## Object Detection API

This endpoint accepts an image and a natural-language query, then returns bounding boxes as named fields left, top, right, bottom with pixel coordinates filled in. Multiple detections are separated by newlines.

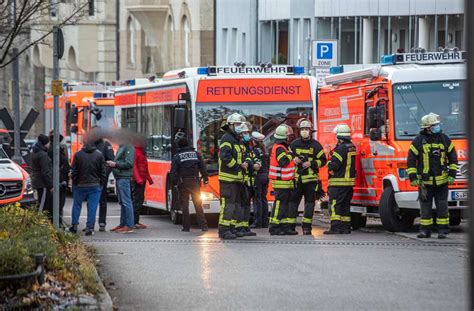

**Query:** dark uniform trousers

left=218, top=181, right=242, bottom=234
left=98, top=171, right=111, bottom=226
left=328, top=186, right=353, bottom=232
left=288, top=181, right=317, bottom=231
left=37, top=187, right=53, bottom=219
left=419, top=184, right=449, bottom=234
left=236, top=184, right=253, bottom=230
left=269, top=188, right=292, bottom=234
left=253, top=178, right=269, bottom=227
left=132, top=181, right=146, bottom=225
left=178, top=178, right=208, bottom=231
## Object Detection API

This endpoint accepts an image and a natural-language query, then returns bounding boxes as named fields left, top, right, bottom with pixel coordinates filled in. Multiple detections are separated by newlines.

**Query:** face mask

left=243, top=133, right=250, bottom=142
left=234, top=124, right=242, bottom=134
left=431, top=124, right=441, bottom=134
left=300, top=129, right=310, bottom=139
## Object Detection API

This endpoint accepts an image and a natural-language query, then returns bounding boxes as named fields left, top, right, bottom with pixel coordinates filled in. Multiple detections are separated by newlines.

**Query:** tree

left=0, top=0, right=90, bottom=69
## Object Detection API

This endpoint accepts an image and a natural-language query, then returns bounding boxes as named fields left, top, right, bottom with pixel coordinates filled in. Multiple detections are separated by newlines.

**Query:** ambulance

left=114, top=65, right=317, bottom=224
left=317, top=50, right=467, bottom=231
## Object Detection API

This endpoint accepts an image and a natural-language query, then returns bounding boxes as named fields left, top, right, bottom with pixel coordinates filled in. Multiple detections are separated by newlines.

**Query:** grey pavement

left=63, top=198, right=468, bottom=310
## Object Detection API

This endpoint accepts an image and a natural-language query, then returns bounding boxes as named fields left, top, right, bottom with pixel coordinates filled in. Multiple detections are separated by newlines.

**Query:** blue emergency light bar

left=197, top=66, right=305, bottom=76
left=381, top=51, right=466, bottom=65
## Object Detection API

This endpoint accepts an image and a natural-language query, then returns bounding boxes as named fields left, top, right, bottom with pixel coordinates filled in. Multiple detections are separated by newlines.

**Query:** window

left=182, top=16, right=190, bottom=66
left=392, top=81, right=466, bottom=140
left=196, top=101, right=313, bottom=172
left=88, top=0, right=95, bottom=16
left=145, top=106, right=172, bottom=161
left=127, top=17, right=136, bottom=65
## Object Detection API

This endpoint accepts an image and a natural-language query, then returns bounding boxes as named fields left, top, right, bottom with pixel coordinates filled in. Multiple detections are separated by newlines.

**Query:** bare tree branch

left=0, top=0, right=89, bottom=69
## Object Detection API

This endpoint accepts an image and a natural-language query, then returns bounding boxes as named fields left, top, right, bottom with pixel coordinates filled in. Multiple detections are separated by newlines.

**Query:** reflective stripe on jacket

left=328, top=140, right=356, bottom=187
left=290, top=138, right=327, bottom=184
left=407, top=132, right=457, bottom=186
left=269, top=143, right=295, bottom=189
left=218, top=132, right=245, bottom=183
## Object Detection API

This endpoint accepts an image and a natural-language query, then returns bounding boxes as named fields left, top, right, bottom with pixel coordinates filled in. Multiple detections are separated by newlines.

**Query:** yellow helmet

left=240, top=122, right=251, bottom=133
left=274, top=124, right=289, bottom=140
left=333, top=124, right=351, bottom=138
left=297, top=118, right=312, bottom=129
left=227, top=113, right=246, bottom=125
left=420, top=113, right=440, bottom=129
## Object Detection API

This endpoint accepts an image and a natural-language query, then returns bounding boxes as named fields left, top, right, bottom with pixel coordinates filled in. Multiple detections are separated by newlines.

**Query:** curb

left=92, top=265, right=114, bottom=311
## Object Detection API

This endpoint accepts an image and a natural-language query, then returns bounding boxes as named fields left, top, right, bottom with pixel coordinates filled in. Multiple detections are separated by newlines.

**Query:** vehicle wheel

left=379, top=187, right=415, bottom=232
left=166, top=179, right=182, bottom=224
left=449, top=211, right=462, bottom=226
left=350, top=212, right=367, bottom=230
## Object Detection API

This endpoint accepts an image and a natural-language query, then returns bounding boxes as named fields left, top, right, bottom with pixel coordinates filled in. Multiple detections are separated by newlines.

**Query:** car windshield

left=392, top=81, right=465, bottom=140
left=91, top=105, right=115, bottom=129
left=196, top=101, right=313, bottom=173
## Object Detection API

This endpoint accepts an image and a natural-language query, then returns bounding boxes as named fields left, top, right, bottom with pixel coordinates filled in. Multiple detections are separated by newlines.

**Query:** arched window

left=181, top=16, right=190, bottom=66
left=127, top=17, right=136, bottom=65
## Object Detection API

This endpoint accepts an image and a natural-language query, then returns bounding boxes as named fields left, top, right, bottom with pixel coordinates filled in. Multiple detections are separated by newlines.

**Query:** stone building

left=119, top=0, right=215, bottom=79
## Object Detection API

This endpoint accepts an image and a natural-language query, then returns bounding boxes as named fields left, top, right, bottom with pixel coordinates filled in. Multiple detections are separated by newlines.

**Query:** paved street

left=62, top=199, right=468, bottom=310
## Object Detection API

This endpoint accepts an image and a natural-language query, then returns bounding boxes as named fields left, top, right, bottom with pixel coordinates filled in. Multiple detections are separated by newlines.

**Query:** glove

left=448, top=176, right=455, bottom=185
left=410, top=179, right=419, bottom=187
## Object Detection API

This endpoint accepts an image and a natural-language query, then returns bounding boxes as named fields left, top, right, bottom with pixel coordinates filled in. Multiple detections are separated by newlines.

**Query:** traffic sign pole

left=52, top=26, right=60, bottom=229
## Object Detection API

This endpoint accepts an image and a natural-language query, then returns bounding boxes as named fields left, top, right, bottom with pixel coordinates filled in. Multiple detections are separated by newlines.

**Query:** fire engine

left=317, top=51, right=467, bottom=231
left=44, top=82, right=117, bottom=193
left=114, top=66, right=317, bottom=224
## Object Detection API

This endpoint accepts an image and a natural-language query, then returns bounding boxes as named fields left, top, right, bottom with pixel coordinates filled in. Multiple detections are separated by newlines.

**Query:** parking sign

left=311, top=40, right=338, bottom=86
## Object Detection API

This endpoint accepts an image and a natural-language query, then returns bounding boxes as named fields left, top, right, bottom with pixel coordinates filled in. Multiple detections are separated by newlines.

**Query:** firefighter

left=235, top=122, right=258, bottom=236
left=251, top=131, right=269, bottom=229
left=288, top=118, right=327, bottom=235
left=170, top=137, right=209, bottom=232
left=268, top=124, right=295, bottom=235
left=324, top=124, right=356, bottom=235
left=407, top=113, right=457, bottom=239
left=218, top=113, right=247, bottom=240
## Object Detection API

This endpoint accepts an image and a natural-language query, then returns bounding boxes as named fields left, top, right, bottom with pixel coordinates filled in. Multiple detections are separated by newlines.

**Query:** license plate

left=350, top=206, right=366, bottom=214
left=203, top=203, right=211, bottom=210
left=452, top=191, right=468, bottom=200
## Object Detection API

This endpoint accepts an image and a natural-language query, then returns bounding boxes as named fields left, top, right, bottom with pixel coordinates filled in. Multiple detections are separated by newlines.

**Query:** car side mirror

left=174, top=107, right=186, bottom=130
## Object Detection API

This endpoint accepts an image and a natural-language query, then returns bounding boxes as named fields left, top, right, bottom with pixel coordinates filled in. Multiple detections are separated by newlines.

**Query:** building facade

left=119, top=0, right=215, bottom=79
left=216, top=0, right=465, bottom=67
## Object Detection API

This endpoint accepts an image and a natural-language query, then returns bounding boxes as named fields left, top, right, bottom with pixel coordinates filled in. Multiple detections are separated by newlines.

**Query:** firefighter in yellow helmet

left=235, top=122, right=258, bottom=236
left=288, top=118, right=327, bottom=235
left=268, top=124, right=296, bottom=235
left=218, top=113, right=247, bottom=240
left=324, top=124, right=357, bottom=234
left=407, top=113, right=458, bottom=239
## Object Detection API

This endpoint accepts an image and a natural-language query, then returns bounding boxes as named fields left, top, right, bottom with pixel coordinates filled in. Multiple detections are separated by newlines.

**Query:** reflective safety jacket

left=327, top=139, right=356, bottom=187
left=269, top=143, right=295, bottom=189
left=219, top=131, right=245, bottom=183
left=290, top=138, right=327, bottom=184
left=407, top=131, right=457, bottom=186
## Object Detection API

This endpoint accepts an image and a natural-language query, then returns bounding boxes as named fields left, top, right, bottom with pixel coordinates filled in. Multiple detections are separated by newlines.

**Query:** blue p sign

left=317, top=43, right=333, bottom=59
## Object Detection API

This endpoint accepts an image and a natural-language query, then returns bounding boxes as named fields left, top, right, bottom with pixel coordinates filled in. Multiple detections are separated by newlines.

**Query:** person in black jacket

left=48, top=132, right=70, bottom=226
left=31, top=134, right=53, bottom=218
left=94, top=138, right=115, bottom=231
left=170, top=137, right=209, bottom=232
left=69, top=143, right=107, bottom=236
left=251, top=131, right=270, bottom=229
left=324, top=124, right=356, bottom=235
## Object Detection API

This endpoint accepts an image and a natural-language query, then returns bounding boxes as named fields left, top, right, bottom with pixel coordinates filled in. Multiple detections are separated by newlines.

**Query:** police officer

left=251, top=131, right=269, bottom=228
left=324, top=124, right=356, bottom=235
left=235, top=122, right=258, bottom=236
left=288, top=119, right=327, bottom=235
left=268, top=124, right=295, bottom=236
left=218, top=113, right=247, bottom=240
left=407, top=113, right=457, bottom=239
left=170, top=137, right=209, bottom=232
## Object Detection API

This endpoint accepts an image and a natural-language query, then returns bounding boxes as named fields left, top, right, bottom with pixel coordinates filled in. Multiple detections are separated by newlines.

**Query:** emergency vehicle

left=44, top=82, right=117, bottom=193
left=0, top=146, right=35, bottom=207
left=317, top=51, right=467, bottom=231
left=114, top=66, right=317, bottom=224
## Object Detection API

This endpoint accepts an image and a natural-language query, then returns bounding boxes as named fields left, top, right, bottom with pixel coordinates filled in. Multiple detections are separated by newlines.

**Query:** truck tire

left=166, top=178, right=182, bottom=225
left=379, top=187, right=415, bottom=232
left=449, top=211, right=462, bottom=226
left=350, top=212, right=367, bottom=230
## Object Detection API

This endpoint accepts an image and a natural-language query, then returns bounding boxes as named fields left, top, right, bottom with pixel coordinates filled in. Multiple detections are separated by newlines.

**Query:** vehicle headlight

left=200, top=191, right=218, bottom=201
left=24, top=177, right=34, bottom=195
